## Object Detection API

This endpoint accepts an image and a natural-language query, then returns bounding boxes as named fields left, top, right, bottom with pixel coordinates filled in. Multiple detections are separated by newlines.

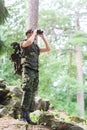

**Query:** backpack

left=10, top=42, right=22, bottom=75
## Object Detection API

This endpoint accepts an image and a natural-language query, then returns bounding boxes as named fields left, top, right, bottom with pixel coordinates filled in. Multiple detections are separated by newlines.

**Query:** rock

left=67, top=116, right=86, bottom=124
left=69, top=126, right=84, bottom=130
left=51, top=120, right=84, bottom=130
left=8, top=98, right=21, bottom=119
left=0, top=78, right=7, bottom=89
left=0, top=86, right=22, bottom=119
left=32, top=110, right=42, bottom=117
left=13, top=100, right=21, bottom=108
left=0, top=107, right=8, bottom=117
left=0, top=89, right=10, bottom=104
left=0, top=83, right=6, bottom=89
left=8, top=109, right=14, bottom=117
left=34, top=96, right=50, bottom=111
left=39, top=111, right=55, bottom=126
left=10, top=87, right=23, bottom=98
left=38, top=112, right=84, bottom=130
left=0, top=104, right=4, bottom=109
left=0, top=81, right=85, bottom=130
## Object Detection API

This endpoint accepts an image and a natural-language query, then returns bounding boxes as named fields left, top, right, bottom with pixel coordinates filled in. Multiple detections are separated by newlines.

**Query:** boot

left=25, top=111, right=37, bottom=125
left=20, top=109, right=27, bottom=122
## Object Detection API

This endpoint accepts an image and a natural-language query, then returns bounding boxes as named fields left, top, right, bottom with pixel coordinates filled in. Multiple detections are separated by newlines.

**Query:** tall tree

left=27, top=0, right=39, bottom=30
left=75, top=8, right=84, bottom=117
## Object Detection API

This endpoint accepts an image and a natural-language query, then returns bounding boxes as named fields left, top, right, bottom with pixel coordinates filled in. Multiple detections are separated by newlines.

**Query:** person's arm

left=39, top=34, right=51, bottom=53
left=22, top=30, right=37, bottom=48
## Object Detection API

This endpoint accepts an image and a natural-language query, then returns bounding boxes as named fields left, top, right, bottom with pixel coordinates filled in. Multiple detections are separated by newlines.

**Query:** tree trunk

left=27, top=0, right=39, bottom=30
left=76, top=46, right=84, bottom=117
left=27, top=0, right=39, bottom=95
left=75, top=9, right=84, bottom=117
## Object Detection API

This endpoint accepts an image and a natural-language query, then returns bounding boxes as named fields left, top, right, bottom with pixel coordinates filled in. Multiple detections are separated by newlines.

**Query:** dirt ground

left=0, top=116, right=50, bottom=130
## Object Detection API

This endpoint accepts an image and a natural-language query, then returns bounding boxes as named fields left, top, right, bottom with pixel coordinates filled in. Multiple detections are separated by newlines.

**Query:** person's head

left=25, top=29, right=33, bottom=38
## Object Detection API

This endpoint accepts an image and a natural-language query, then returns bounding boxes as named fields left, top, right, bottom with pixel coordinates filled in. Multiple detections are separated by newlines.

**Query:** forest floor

left=0, top=116, right=51, bottom=130
left=0, top=116, right=87, bottom=130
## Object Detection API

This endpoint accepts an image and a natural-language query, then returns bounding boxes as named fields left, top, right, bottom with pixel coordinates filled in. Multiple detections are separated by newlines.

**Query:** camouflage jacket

left=21, top=41, right=40, bottom=71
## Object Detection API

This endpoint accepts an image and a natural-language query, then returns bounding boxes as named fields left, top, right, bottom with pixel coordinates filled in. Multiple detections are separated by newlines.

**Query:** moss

left=66, top=116, right=86, bottom=124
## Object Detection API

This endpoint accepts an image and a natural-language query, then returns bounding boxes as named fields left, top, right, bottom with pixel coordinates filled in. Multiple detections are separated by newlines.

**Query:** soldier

left=20, top=29, right=50, bottom=125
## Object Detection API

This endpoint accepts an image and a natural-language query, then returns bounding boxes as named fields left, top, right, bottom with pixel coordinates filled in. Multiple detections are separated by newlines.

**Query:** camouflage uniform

left=21, top=42, right=40, bottom=112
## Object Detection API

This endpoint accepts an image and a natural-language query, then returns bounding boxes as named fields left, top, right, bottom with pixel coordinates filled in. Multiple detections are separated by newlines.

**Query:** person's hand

left=38, top=33, right=45, bottom=39
left=33, top=29, right=37, bottom=36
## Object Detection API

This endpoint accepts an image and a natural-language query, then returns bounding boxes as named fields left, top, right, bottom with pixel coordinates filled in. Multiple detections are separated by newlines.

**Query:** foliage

left=0, top=0, right=9, bottom=56
left=0, top=55, right=21, bottom=86
left=0, top=0, right=9, bottom=25
left=39, top=54, right=52, bottom=98
left=0, top=0, right=27, bottom=56
left=0, top=40, right=6, bottom=55
left=67, top=31, right=87, bottom=46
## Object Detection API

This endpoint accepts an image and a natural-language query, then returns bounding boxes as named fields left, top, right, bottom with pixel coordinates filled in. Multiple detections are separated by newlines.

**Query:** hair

left=25, top=29, right=33, bottom=35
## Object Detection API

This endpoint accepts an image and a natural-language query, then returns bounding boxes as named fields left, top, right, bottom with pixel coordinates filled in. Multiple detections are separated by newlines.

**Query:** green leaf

left=0, top=40, right=6, bottom=55
left=66, top=31, right=87, bottom=46
left=0, top=0, right=9, bottom=25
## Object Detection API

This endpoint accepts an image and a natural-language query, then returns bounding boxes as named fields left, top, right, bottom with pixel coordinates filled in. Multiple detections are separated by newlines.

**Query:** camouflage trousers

left=21, top=66, right=39, bottom=112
